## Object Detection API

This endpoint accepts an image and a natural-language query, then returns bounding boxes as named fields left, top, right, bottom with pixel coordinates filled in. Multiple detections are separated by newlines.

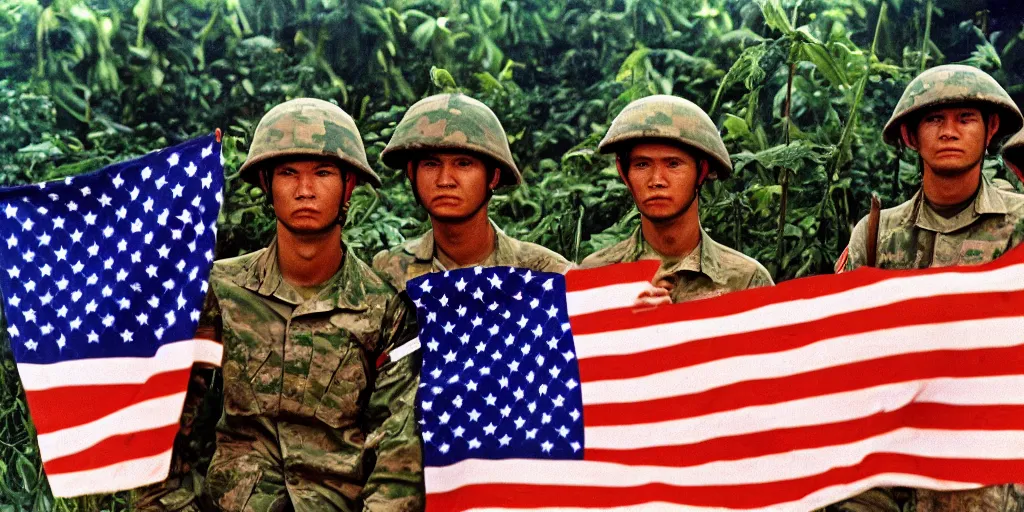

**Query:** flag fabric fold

left=0, top=134, right=224, bottom=497
left=408, top=247, right=1024, bottom=511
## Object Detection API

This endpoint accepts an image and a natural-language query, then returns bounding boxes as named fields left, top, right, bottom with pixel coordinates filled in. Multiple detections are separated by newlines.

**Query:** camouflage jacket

left=372, top=219, right=571, bottom=292
left=840, top=177, right=1024, bottom=271
left=831, top=177, right=1024, bottom=511
left=579, top=225, right=774, bottom=302
left=201, top=239, right=422, bottom=512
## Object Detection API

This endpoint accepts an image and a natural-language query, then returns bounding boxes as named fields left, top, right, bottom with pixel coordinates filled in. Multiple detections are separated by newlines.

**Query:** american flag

left=0, top=134, right=224, bottom=498
left=407, top=249, right=1024, bottom=511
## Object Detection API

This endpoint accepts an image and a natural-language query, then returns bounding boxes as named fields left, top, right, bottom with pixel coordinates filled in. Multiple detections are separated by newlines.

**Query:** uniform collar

left=914, top=176, right=1008, bottom=234
left=631, top=225, right=730, bottom=285
left=235, top=237, right=368, bottom=312
left=403, top=218, right=514, bottom=268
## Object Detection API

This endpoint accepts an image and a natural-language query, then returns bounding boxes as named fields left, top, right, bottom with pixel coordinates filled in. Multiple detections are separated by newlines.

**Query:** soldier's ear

left=901, top=123, right=919, bottom=151
left=488, top=167, right=501, bottom=189
left=697, top=160, right=710, bottom=184
left=342, top=170, right=359, bottom=202
left=406, top=161, right=415, bottom=183
left=615, top=155, right=628, bottom=183
left=985, top=113, right=1001, bottom=147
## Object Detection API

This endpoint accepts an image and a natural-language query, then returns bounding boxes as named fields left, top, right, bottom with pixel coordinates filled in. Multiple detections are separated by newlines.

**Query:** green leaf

left=755, top=0, right=793, bottom=35
left=799, top=42, right=848, bottom=87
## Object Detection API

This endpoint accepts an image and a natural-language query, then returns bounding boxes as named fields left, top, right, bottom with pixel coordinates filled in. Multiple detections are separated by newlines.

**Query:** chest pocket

left=958, top=239, right=1008, bottom=266
left=307, top=311, right=375, bottom=429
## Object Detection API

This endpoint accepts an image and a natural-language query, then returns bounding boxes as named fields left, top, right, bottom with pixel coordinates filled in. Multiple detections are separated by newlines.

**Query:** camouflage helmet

left=599, top=95, right=732, bottom=181
left=238, top=98, right=381, bottom=188
left=883, top=64, right=1023, bottom=146
left=381, top=93, right=522, bottom=187
left=1002, top=128, right=1024, bottom=179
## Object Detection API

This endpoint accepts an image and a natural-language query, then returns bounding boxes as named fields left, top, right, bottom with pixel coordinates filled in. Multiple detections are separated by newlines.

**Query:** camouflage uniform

left=201, top=241, right=421, bottom=512
left=580, top=95, right=773, bottom=300
left=832, top=65, right=1024, bottom=512
left=373, top=93, right=569, bottom=287
left=1003, top=129, right=1024, bottom=183
left=579, top=226, right=773, bottom=301
left=373, top=220, right=570, bottom=292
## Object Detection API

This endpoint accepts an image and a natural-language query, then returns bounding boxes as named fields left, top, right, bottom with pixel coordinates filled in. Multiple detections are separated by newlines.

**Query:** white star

left=98, top=194, right=112, bottom=207
left=103, top=226, right=114, bottom=238
left=24, top=340, right=37, bottom=351
left=7, top=295, right=18, bottom=307
left=112, top=174, right=125, bottom=188
left=22, top=308, right=36, bottom=323
left=426, top=339, right=439, bottom=352
left=201, top=172, right=213, bottom=189
left=163, top=279, right=175, bottom=291
left=522, top=343, right=532, bottom=355
left=56, top=335, right=66, bottom=349
left=6, top=267, right=18, bottom=279
left=466, top=379, right=477, bottom=391
left=184, top=161, right=197, bottom=176
left=541, top=413, right=552, bottom=424
left=143, top=197, right=154, bottom=212
left=498, top=434, right=512, bottom=446
left=508, top=360, right=520, bottom=373
left=422, top=430, right=433, bottom=442
left=547, top=305, right=559, bottom=318
left=177, top=292, right=187, bottom=310
left=5, top=234, right=16, bottom=249
left=172, top=183, right=185, bottom=198
left=3, top=204, right=16, bottom=218
left=40, top=292, right=52, bottom=305
left=488, top=274, right=503, bottom=289
left=514, top=417, right=526, bottom=429
left=558, top=425, right=570, bottom=438
left=37, top=233, right=50, bottom=246
left=425, top=311, right=436, bottom=324
left=118, top=297, right=131, bottom=310
left=176, top=210, right=193, bottom=224
left=472, top=288, right=484, bottom=301
left=6, top=326, right=17, bottom=338
left=190, top=309, right=200, bottom=322
left=132, top=251, right=142, bottom=264
left=530, top=298, right=540, bottom=309
left=130, top=186, right=140, bottom=201
left=101, top=285, right=113, bottom=297
left=176, top=260, right=186, bottom=273
left=443, top=321, right=455, bottom=334
left=70, top=290, right=82, bottom=302
left=532, top=324, right=543, bottom=337
left=158, top=245, right=170, bottom=258
left=471, top=316, right=482, bottom=327
left=443, top=350, right=457, bottom=363
left=131, top=218, right=143, bottom=233
left=69, top=317, right=82, bottom=330
left=490, top=350, right=502, bottom=361
left=456, top=305, right=467, bottom=317
left=460, top=333, right=470, bottom=344
left=468, top=438, right=482, bottom=449
left=54, top=246, right=67, bottom=261
left=541, top=440, right=553, bottom=452
left=483, top=423, right=497, bottom=435
left=517, top=315, right=528, bottom=328
left=488, top=324, right=499, bottom=335
left=86, top=330, right=99, bottom=343
left=21, top=250, right=33, bottom=263
left=475, top=342, right=486, bottom=353
left=146, top=265, right=158, bottom=278
left=21, top=218, right=33, bottom=231
left=167, top=153, right=180, bottom=166
left=484, top=393, right=498, bottom=406
left=66, top=200, right=77, bottom=211
left=452, top=426, right=466, bottom=438
left=70, top=230, right=83, bottom=244
left=85, top=300, right=98, bottom=314
left=439, top=411, right=451, bottom=424
left=419, top=279, right=432, bottom=293
left=438, top=443, right=450, bottom=454
left=468, top=409, right=481, bottom=422
left=87, top=243, right=99, bottom=257
left=82, top=211, right=97, bottom=225
left=35, top=206, right=46, bottom=214
left=165, top=310, right=176, bottom=326
left=202, top=144, right=213, bottom=158
left=570, top=408, right=581, bottom=421
left=522, top=270, right=534, bottom=283
left=22, top=279, right=35, bottom=292
left=500, top=404, right=511, bottom=416
left=571, top=441, right=581, bottom=452
left=86, top=274, right=99, bottom=286
left=116, top=206, right=127, bottom=220
left=52, top=216, right=64, bottom=229
left=148, top=296, right=160, bottom=308
left=55, top=277, right=68, bottom=290
left=552, top=393, right=565, bottom=406
left=526, top=427, right=538, bottom=439
left=120, top=330, right=133, bottom=342
left=155, top=176, right=167, bottom=189
left=155, top=327, right=165, bottom=340
left=454, top=277, right=467, bottom=291
left=504, top=334, right=516, bottom=346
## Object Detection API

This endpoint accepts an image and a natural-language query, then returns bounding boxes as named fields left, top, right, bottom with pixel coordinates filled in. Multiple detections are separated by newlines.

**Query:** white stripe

left=36, top=392, right=185, bottom=462
left=586, top=375, right=1024, bottom=449
left=390, top=337, right=421, bottom=363
left=572, top=262, right=1024, bottom=359
left=17, top=338, right=222, bottom=391
left=425, top=429, right=1024, bottom=492
left=454, top=474, right=984, bottom=512
left=47, top=450, right=173, bottom=498
left=565, top=282, right=653, bottom=317
left=581, top=316, right=1024, bottom=405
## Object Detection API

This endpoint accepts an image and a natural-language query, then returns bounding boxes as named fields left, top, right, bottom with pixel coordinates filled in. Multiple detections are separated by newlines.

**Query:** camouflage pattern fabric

left=833, top=178, right=1024, bottom=511
left=238, top=98, right=381, bottom=188
left=597, top=95, right=733, bottom=180
left=840, top=177, right=1024, bottom=271
left=882, top=64, right=1023, bottom=146
left=372, top=219, right=570, bottom=292
left=199, top=239, right=422, bottom=512
left=578, top=225, right=774, bottom=302
left=380, top=93, right=522, bottom=186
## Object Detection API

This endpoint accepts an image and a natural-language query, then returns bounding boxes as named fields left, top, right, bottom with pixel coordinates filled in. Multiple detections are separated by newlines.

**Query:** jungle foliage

left=1, top=0, right=1023, bottom=509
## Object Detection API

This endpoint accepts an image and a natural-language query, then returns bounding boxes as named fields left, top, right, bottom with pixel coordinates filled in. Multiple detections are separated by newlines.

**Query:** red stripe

left=568, top=245, right=1024, bottom=336
left=426, top=455, right=1024, bottom=510
left=583, top=346, right=1024, bottom=427
left=586, top=403, right=1024, bottom=466
left=578, top=289, right=1024, bottom=382
left=23, top=368, right=191, bottom=434
left=42, top=424, right=179, bottom=475
left=564, top=260, right=660, bottom=292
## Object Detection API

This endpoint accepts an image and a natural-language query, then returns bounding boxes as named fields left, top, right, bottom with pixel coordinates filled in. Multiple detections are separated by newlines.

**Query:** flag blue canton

left=0, top=134, right=223, bottom=364
left=407, top=267, right=585, bottom=467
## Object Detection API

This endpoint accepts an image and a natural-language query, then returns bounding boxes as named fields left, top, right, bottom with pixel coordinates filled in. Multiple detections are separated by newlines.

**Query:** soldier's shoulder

left=579, top=237, right=634, bottom=269
left=705, top=238, right=772, bottom=284
left=505, top=237, right=570, bottom=272
left=348, top=252, right=396, bottom=296
left=211, top=248, right=267, bottom=280
left=995, top=185, right=1024, bottom=216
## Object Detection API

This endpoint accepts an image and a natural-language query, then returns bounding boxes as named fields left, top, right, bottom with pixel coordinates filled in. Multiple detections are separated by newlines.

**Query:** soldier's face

left=620, top=143, right=700, bottom=222
left=409, top=153, right=500, bottom=221
left=269, top=159, right=354, bottom=234
left=905, top=107, right=1000, bottom=176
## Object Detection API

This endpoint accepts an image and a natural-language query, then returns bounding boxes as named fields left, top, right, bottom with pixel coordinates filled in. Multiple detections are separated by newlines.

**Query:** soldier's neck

left=431, top=208, right=496, bottom=267
left=922, top=164, right=982, bottom=207
left=276, top=223, right=344, bottom=287
left=640, top=207, right=701, bottom=259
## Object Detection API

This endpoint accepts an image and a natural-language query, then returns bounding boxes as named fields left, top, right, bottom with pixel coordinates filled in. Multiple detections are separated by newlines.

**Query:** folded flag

left=0, top=134, right=225, bottom=497
left=407, top=247, right=1024, bottom=511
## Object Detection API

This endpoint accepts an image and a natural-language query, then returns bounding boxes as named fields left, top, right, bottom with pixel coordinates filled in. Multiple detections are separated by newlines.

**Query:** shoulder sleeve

left=361, top=293, right=424, bottom=511
left=839, top=215, right=871, bottom=273
left=746, top=264, right=775, bottom=288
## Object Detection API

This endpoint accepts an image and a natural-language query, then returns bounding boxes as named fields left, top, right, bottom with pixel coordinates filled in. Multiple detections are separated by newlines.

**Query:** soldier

left=831, top=65, right=1024, bottom=511
left=578, top=94, right=773, bottom=303
left=1002, top=128, right=1024, bottom=184
left=372, top=93, right=569, bottom=289
left=197, top=98, right=422, bottom=511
